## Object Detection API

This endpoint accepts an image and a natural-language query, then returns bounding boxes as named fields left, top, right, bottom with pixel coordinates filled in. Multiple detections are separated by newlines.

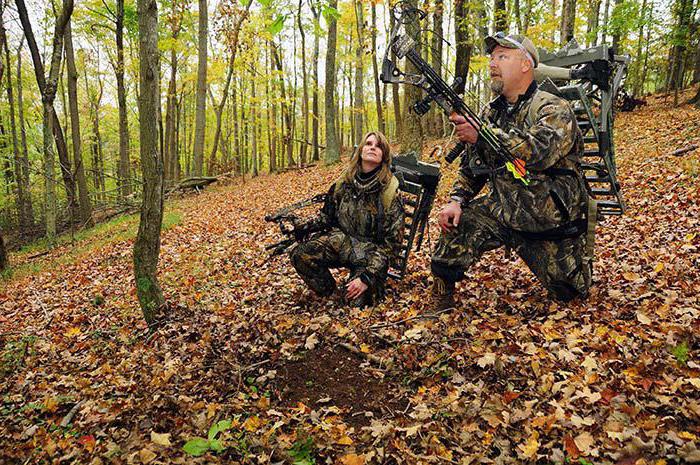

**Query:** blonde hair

left=343, top=131, right=393, bottom=185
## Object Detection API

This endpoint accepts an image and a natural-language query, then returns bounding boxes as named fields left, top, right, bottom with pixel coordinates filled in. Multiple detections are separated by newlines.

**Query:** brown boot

left=430, top=276, right=455, bottom=311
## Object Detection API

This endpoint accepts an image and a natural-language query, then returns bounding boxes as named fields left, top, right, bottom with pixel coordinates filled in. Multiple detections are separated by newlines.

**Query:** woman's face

left=360, top=134, right=383, bottom=172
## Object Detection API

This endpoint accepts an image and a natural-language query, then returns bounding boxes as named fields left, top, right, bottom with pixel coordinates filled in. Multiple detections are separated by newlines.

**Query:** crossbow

left=380, top=2, right=531, bottom=185
left=263, top=193, right=327, bottom=258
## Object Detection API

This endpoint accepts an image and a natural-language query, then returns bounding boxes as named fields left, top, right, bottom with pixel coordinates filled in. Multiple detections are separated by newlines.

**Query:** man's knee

left=430, top=260, right=464, bottom=283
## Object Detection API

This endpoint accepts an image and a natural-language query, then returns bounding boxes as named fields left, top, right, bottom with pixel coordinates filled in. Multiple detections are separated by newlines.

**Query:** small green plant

left=182, top=419, right=233, bottom=457
left=579, top=458, right=595, bottom=465
left=288, top=437, right=316, bottom=465
left=671, top=341, right=689, bottom=364
left=1, top=335, right=37, bottom=376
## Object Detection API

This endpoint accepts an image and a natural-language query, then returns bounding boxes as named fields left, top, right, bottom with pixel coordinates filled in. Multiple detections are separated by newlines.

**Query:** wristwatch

left=449, top=195, right=464, bottom=205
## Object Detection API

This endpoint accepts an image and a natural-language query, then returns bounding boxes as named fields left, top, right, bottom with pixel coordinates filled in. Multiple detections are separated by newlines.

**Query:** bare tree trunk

left=640, top=0, right=653, bottom=93
left=430, top=0, right=444, bottom=136
left=353, top=0, right=365, bottom=146
left=15, top=39, right=34, bottom=229
left=64, top=21, right=93, bottom=226
left=193, top=0, right=208, bottom=176
left=15, top=0, right=74, bottom=242
left=324, top=0, right=340, bottom=163
left=116, top=0, right=131, bottom=200
left=310, top=0, right=321, bottom=162
left=560, top=0, right=576, bottom=45
left=370, top=3, right=385, bottom=134
left=601, top=0, right=610, bottom=45
left=611, top=0, right=623, bottom=52
left=134, top=0, right=165, bottom=323
left=633, top=0, right=648, bottom=95
left=389, top=6, right=402, bottom=138
left=164, top=0, right=181, bottom=186
left=494, top=0, right=508, bottom=33
left=298, top=0, right=309, bottom=165
left=1, top=13, right=31, bottom=234
left=587, top=0, right=601, bottom=46
left=251, top=66, right=258, bottom=176
left=0, top=229, right=7, bottom=271
left=513, top=0, right=523, bottom=33
left=270, top=41, right=294, bottom=167
left=455, top=0, right=472, bottom=95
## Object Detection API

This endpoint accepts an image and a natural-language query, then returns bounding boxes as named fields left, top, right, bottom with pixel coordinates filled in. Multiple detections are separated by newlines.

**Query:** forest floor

left=1, top=90, right=699, bottom=465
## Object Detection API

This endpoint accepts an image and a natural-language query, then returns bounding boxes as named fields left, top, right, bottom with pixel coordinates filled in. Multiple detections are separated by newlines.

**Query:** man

left=430, top=33, right=594, bottom=309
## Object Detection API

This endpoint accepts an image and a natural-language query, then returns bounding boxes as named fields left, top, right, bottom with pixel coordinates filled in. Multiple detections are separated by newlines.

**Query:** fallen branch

left=60, top=400, right=85, bottom=427
left=338, top=342, right=393, bottom=369
left=668, top=144, right=698, bottom=157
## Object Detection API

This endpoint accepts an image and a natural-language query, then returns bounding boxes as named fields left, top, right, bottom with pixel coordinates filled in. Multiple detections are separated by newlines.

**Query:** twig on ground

left=368, top=309, right=451, bottom=330
left=60, top=400, right=86, bottom=427
left=338, top=342, right=393, bottom=369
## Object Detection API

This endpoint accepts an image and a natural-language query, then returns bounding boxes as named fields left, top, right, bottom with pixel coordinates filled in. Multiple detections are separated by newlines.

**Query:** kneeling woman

left=290, top=131, right=405, bottom=307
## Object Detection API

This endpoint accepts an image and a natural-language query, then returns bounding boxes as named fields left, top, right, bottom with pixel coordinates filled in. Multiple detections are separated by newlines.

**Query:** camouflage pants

left=289, top=229, right=389, bottom=304
left=431, top=197, right=591, bottom=302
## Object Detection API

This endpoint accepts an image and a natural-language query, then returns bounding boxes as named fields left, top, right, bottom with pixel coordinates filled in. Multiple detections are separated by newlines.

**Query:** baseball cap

left=485, top=32, right=539, bottom=68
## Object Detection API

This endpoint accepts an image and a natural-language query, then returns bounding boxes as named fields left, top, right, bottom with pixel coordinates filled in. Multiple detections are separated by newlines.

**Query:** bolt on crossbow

left=380, top=1, right=531, bottom=185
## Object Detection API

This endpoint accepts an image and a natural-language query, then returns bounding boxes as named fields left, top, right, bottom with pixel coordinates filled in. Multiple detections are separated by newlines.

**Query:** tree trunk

left=324, top=0, right=340, bottom=163
left=601, top=0, right=611, bottom=45
left=587, top=0, right=601, bottom=46
left=389, top=6, right=401, bottom=138
left=668, top=0, right=693, bottom=92
left=251, top=65, right=258, bottom=176
left=430, top=0, right=444, bottom=136
left=15, top=40, right=34, bottom=229
left=298, top=0, right=309, bottom=165
left=1, top=13, right=31, bottom=234
left=399, top=0, right=423, bottom=154
left=270, top=41, right=294, bottom=167
left=164, top=0, right=180, bottom=186
left=640, top=0, right=653, bottom=93
left=513, top=0, right=523, bottom=33
left=560, top=0, right=576, bottom=45
left=494, top=0, right=508, bottom=33
left=353, top=0, right=365, bottom=146
left=633, top=0, right=648, bottom=95
left=193, top=0, right=208, bottom=175
left=116, top=0, right=131, bottom=200
left=15, top=0, right=74, bottom=242
left=0, top=229, right=7, bottom=271
left=611, top=0, right=623, bottom=52
left=455, top=0, right=472, bottom=95
left=370, top=2, right=385, bottom=135
left=64, top=21, right=93, bottom=226
left=134, top=0, right=165, bottom=323
left=310, top=0, right=321, bottom=162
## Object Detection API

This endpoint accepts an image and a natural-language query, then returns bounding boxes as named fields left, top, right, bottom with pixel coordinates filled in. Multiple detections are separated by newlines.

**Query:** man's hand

left=438, top=200, right=462, bottom=232
left=449, top=113, right=480, bottom=145
left=346, top=278, right=368, bottom=300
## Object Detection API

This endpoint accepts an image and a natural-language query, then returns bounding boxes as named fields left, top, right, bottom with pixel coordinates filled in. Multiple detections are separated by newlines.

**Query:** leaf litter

left=0, top=93, right=699, bottom=464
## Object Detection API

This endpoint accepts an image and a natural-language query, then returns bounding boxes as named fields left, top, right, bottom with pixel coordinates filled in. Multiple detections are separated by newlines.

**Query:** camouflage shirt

left=452, top=80, right=587, bottom=233
left=310, top=171, right=405, bottom=272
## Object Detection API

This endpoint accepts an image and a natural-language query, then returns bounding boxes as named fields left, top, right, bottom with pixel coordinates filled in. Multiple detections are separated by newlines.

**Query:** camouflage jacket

left=310, top=172, right=405, bottom=270
left=452, top=80, right=588, bottom=233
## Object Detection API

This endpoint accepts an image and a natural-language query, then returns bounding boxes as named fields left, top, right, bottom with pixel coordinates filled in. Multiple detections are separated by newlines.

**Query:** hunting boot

left=430, top=276, right=455, bottom=311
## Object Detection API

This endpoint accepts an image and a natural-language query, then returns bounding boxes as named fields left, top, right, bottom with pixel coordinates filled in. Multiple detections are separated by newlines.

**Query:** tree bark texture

left=15, top=0, right=74, bottom=241
left=560, top=0, right=576, bottom=45
left=494, top=0, right=508, bottom=33
left=193, top=0, right=208, bottom=176
left=134, top=0, right=165, bottom=323
left=115, top=0, right=131, bottom=200
left=353, top=0, right=365, bottom=147
left=298, top=0, right=309, bottom=165
left=324, top=0, right=340, bottom=164
left=64, top=21, right=93, bottom=226
left=15, top=40, right=34, bottom=230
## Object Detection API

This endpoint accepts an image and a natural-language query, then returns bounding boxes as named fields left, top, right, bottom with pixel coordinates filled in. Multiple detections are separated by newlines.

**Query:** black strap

left=515, top=218, right=587, bottom=241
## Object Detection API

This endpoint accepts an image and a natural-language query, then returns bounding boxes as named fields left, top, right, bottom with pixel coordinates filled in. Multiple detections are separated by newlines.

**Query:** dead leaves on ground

left=1, top=97, right=699, bottom=464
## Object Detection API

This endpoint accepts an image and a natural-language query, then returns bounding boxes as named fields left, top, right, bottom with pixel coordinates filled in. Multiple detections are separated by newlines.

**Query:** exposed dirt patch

left=275, top=345, right=408, bottom=428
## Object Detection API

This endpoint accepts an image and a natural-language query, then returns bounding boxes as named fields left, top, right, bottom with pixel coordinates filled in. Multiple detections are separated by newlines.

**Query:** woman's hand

left=346, top=278, right=368, bottom=300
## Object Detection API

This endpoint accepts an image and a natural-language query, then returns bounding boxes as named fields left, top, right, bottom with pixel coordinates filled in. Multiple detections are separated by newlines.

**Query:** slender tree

left=193, top=0, right=208, bottom=175
left=324, top=0, right=340, bottom=163
left=64, top=21, right=93, bottom=226
left=353, top=0, right=364, bottom=146
left=15, top=0, right=74, bottom=241
left=370, top=2, right=385, bottom=134
left=134, top=0, right=165, bottom=322
left=116, top=0, right=131, bottom=200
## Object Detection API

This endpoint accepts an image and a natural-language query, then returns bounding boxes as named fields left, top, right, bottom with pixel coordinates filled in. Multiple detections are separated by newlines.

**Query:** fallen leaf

left=139, top=448, right=157, bottom=464
left=305, top=333, right=319, bottom=350
left=336, top=435, right=353, bottom=445
left=477, top=353, right=496, bottom=368
left=636, top=312, right=652, bottom=324
left=574, top=432, right=595, bottom=454
left=564, top=434, right=580, bottom=458
left=150, top=431, right=171, bottom=447
left=519, top=431, right=539, bottom=458
left=338, top=453, right=365, bottom=465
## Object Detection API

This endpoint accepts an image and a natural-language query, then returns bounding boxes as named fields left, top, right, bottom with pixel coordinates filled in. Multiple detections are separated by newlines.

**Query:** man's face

left=489, top=45, right=529, bottom=96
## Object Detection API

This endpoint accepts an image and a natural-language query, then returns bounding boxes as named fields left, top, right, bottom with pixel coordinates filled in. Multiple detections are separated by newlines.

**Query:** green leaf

left=207, top=424, right=220, bottom=441
left=209, top=438, right=225, bottom=452
left=239, top=0, right=252, bottom=5
left=183, top=438, right=210, bottom=456
left=267, top=15, right=286, bottom=36
left=322, top=5, right=340, bottom=21
left=289, top=438, right=315, bottom=465
left=257, top=0, right=271, bottom=7
left=671, top=341, right=689, bottom=364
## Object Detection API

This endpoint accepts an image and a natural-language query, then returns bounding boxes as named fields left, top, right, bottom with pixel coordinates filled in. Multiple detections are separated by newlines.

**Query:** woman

left=290, top=131, right=405, bottom=307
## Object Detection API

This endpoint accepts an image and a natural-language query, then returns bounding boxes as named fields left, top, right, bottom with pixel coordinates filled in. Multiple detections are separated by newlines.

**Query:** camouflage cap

left=485, top=32, right=539, bottom=68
